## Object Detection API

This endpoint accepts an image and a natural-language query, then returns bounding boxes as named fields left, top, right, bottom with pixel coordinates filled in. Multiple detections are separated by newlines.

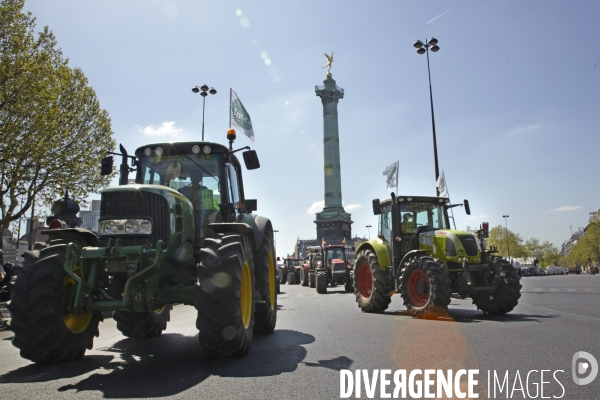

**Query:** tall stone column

left=314, top=73, right=353, bottom=245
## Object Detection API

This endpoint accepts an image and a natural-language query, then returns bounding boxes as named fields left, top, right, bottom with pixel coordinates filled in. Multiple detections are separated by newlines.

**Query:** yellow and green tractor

left=353, top=193, right=521, bottom=317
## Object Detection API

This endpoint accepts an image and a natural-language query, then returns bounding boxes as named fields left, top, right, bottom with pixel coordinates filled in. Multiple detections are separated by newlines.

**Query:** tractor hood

left=419, top=229, right=482, bottom=269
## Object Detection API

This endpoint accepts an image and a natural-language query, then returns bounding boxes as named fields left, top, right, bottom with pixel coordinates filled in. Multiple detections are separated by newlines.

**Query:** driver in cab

left=179, top=169, right=215, bottom=238
left=401, top=213, right=415, bottom=233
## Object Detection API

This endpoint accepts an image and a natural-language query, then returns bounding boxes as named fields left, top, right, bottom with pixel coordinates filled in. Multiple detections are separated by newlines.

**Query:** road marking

left=565, top=288, right=578, bottom=292
left=519, top=302, right=600, bottom=322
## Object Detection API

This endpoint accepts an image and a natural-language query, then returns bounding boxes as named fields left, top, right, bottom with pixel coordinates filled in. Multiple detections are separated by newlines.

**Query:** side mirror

left=101, top=156, right=114, bottom=176
left=372, top=198, right=382, bottom=215
left=244, top=199, right=257, bottom=213
left=242, top=150, right=260, bottom=170
left=276, top=256, right=281, bottom=261
left=464, top=199, right=471, bottom=215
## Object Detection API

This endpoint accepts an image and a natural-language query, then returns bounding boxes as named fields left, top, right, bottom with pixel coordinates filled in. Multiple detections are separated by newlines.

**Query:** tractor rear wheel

left=309, top=271, right=316, bottom=288
left=353, top=249, right=391, bottom=313
left=399, top=255, right=451, bottom=317
left=9, top=243, right=102, bottom=362
left=254, top=228, right=277, bottom=334
left=196, top=234, right=255, bottom=357
left=286, top=271, right=297, bottom=285
left=316, top=271, right=327, bottom=294
left=472, top=260, right=521, bottom=314
left=114, top=305, right=172, bottom=340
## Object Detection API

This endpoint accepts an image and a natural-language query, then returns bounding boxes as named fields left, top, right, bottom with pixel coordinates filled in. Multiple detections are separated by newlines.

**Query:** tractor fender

left=251, top=215, right=272, bottom=250
left=398, top=250, right=432, bottom=267
left=355, top=239, right=391, bottom=271
left=209, top=222, right=258, bottom=254
left=41, top=227, right=99, bottom=247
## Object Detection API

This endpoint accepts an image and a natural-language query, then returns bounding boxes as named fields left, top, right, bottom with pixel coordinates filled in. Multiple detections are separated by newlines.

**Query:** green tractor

left=9, top=130, right=277, bottom=362
left=353, top=193, right=521, bottom=317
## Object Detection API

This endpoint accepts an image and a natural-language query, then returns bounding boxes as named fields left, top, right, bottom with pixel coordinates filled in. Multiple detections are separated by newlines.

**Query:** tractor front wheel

left=344, top=270, right=354, bottom=293
left=196, top=234, right=255, bottom=357
left=300, top=268, right=309, bottom=286
left=472, top=260, right=522, bottom=315
left=9, top=243, right=102, bottom=362
left=114, top=305, right=172, bottom=340
left=353, top=249, right=391, bottom=313
left=316, top=271, right=327, bottom=294
left=308, top=271, right=316, bottom=288
left=287, top=271, right=297, bottom=285
left=399, top=256, right=451, bottom=317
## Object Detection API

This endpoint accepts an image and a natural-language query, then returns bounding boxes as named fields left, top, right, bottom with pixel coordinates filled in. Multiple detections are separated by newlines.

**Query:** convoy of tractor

left=6, top=106, right=522, bottom=365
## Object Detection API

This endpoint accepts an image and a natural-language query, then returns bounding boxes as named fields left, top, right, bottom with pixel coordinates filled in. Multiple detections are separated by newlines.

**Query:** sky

left=21, top=0, right=600, bottom=256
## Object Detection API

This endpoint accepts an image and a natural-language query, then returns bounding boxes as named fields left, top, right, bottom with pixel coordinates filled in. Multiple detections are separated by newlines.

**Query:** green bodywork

left=57, top=141, right=267, bottom=316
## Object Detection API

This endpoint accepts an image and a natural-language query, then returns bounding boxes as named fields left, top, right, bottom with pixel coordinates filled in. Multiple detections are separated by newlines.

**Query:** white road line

left=518, top=302, right=600, bottom=322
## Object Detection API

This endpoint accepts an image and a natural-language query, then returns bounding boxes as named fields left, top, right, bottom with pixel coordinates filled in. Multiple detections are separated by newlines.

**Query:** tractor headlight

left=125, top=220, right=139, bottom=234
left=99, top=218, right=152, bottom=236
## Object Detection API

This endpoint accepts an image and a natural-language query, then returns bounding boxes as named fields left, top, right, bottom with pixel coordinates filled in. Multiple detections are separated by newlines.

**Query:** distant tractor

left=9, top=130, right=278, bottom=362
left=279, top=257, right=302, bottom=285
left=354, top=194, right=521, bottom=317
left=303, top=246, right=322, bottom=288
left=312, top=244, right=354, bottom=294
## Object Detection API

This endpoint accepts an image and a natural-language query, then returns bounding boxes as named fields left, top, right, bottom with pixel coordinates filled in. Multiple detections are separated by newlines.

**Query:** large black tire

left=316, top=270, right=327, bottom=294
left=399, top=255, right=452, bottom=317
left=308, top=271, right=316, bottom=288
left=353, top=249, right=391, bottom=313
left=196, top=234, right=255, bottom=357
left=344, top=270, right=354, bottom=293
left=114, top=305, right=172, bottom=340
left=254, top=228, right=277, bottom=334
left=300, top=268, right=309, bottom=286
left=286, top=271, right=297, bottom=285
left=9, top=243, right=102, bottom=362
left=8, top=250, right=39, bottom=343
left=472, top=260, right=522, bottom=315
left=280, top=269, right=287, bottom=284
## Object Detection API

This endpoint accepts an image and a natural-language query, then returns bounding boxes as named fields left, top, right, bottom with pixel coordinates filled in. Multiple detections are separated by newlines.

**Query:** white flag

left=230, top=89, right=255, bottom=142
left=382, top=161, right=399, bottom=192
left=436, top=170, right=449, bottom=198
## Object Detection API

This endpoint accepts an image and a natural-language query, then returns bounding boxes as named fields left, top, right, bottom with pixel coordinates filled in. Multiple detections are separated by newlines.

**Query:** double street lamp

left=413, top=37, right=441, bottom=196
left=366, top=225, right=372, bottom=240
left=503, top=215, right=510, bottom=260
left=192, top=84, right=217, bottom=141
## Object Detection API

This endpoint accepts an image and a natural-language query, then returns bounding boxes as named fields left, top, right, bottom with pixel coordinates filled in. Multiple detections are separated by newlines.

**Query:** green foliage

left=0, top=0, right=116, bottom=244
left=488, top=225, right=526, bottom=259
left=524, top=237, right=562, bottom=267
left=567, top=210, right=600, bottom=266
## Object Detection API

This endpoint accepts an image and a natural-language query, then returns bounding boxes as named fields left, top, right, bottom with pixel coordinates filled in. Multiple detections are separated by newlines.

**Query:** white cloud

left=550, top=205, right=582, bottom=212
left=139, top=121, right=183, bottom=137
left=506, top=123, right=540, bottom=136
left=307, top=200, right=324, bottom=214
left=344, top=203, right=363, bottom=211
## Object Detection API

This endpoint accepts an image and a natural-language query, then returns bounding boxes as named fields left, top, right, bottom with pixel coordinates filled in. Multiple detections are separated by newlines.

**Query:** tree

left=0, top=0, right=116, bottom=248
left=488, top=225, right=526, bottom=259
left=567, top=210, right=600, bottom=266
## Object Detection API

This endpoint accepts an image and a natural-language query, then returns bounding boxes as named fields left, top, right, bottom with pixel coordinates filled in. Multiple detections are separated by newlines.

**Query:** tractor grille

left=100, top=191, right=169, bottom=247
left=332, top=261, right=346, bottom=275
left=457, top=235, right=478, bottom=256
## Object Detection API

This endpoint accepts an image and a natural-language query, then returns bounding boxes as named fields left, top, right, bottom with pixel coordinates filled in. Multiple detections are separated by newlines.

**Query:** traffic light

left=481, top=222, right=489, bottom=238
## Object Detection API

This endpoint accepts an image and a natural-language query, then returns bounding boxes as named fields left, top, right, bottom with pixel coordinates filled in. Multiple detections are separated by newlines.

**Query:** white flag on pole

left=230, top=89, right=255, bottom=142
left=382, top=161, right=399, bottom=192
left=436, top=170, right=449, bottom=198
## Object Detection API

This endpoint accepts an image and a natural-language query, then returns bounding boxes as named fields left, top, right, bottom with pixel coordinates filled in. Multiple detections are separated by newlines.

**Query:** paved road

left=1, top=274, right=599, bottom=399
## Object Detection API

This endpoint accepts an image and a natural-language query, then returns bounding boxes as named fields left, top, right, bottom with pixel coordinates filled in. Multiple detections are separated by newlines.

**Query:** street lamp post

left=192, top=84, right=217, bottom=141
left=273, top=229, right=279, bottom=252
left=503, top=215, right=510, bottom=260
left=413, top=37, right=441, bottom=196
left=366, top=225, right=372, bottom=240
left=590, top=212, right=599, bottom=267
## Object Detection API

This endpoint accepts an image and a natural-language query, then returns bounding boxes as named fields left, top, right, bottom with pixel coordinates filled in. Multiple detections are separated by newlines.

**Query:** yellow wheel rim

left=63, top=267, right=93, bottom=334
left=268, top=251, right=276, bottom=310
left=240, top=261, right=252, bottom=329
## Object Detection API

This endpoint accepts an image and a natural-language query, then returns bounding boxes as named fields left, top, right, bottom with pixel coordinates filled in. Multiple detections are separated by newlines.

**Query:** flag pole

left=229, top=88, right=232, bottom=129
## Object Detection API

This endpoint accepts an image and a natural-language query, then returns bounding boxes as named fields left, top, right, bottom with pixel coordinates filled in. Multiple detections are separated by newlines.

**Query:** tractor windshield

left=286, top=259, right=300, bottom=267
left=138, top=152, right=223, bottom=209
left=400, top=202, right=449, bottom=232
